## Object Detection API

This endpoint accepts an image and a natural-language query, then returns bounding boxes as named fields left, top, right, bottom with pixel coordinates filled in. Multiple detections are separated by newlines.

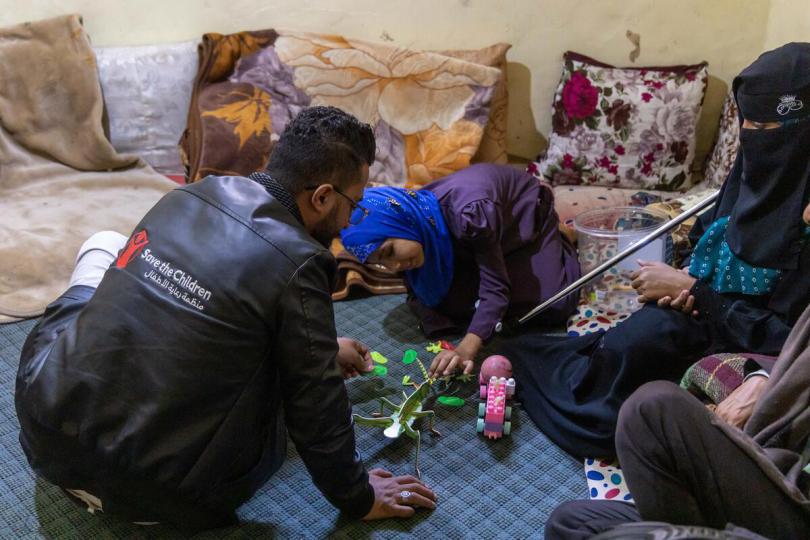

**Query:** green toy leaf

left=437, top=396, right=465, bottom=407
left=402, top=375, right=412, bottom=385
left=362, top=365, right=388, bottom=377
left=403, top=349, right=418, bottom=365
left=370, top=351, right=388, bottom=364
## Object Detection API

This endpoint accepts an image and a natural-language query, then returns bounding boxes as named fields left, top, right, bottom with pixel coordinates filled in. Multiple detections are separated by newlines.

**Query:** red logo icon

left=115, top=229, right=149, bottom=269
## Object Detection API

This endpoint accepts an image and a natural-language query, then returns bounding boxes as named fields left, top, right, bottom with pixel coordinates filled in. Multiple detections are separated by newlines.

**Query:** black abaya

left=502, top=262, right=808, bottom=458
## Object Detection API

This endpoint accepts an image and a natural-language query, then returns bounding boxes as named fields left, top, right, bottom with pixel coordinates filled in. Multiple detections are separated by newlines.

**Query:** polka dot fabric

left=566, top=300, right=631, bottom=336
left=689, top=216, right=781, bottom=295
left=584, top=458, right=634, bottom=502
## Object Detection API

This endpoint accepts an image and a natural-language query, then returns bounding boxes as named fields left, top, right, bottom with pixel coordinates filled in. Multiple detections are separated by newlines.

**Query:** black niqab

left=695, top=42, right=810, bottom=270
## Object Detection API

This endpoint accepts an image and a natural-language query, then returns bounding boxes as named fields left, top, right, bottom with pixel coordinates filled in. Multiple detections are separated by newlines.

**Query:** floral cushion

left=703, top=90, right=739, bottom=189
left=94, top=41, right=199, bottom=175
left=181, top=29, right=502, bottom=187
left=532, top=52, right=708, bottom=191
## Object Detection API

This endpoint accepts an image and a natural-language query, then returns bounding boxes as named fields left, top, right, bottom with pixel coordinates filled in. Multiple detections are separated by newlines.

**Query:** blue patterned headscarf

left=341, top=187, right=454, bottom=307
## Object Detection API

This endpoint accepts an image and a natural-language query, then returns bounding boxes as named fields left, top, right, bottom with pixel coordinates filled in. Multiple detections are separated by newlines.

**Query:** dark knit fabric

left=248, top=172, right=304, bottom=225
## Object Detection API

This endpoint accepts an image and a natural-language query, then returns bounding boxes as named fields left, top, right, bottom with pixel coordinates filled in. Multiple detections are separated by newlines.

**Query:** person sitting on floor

left=15, top=106, right=436, bottom=530
left=545, top=273, right=810, bottom=539
left=498, top=42, right=810, bottom=460
left=340, top=163, right=581, bottom=377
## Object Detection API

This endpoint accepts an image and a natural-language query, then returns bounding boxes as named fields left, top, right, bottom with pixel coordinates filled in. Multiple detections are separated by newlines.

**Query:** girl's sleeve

left=457, top=199, right=511, bottom=341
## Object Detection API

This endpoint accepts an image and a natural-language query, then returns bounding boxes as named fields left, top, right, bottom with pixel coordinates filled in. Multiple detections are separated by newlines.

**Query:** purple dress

left=409, top=164, right=581, bottom=341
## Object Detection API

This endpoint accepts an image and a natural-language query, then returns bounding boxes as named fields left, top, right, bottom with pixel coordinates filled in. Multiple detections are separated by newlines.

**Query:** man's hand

left=630, top=260, right=696, bottom=304
left=428, top=333, right=480, bottom=378
left=362, top=468, right=437, bottom=519
left=336, top=338, right=373, bottom=379
left=714, top=376, right=769, bottom=428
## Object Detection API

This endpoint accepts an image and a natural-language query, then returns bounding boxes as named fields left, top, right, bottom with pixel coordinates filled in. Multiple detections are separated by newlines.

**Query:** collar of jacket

left=248, top=172, right=304, bottom=226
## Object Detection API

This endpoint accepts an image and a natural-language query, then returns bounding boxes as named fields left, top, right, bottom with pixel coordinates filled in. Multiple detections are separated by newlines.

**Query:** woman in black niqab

left=502, top=43, right=810, bottom=459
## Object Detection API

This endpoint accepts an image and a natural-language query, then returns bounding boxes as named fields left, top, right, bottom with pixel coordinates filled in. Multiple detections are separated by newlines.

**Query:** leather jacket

left=15, top=175, right=374, bottom=528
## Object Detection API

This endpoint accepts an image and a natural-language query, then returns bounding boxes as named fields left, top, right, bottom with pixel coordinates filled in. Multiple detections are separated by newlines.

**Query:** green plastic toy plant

left=352, top=359, right=440, bottom=479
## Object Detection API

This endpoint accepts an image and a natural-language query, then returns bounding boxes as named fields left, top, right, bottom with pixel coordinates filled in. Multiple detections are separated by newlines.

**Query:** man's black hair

left=265, top=106, right=375, bottom=195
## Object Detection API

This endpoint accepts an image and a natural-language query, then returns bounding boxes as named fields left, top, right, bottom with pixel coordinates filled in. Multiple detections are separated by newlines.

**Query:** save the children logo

left=139, top=247, right=213, bottom=312
left=115, top=229, right=213, bottom=312
left=777, top=94, right=804, bottom=116
left=115, top=229, right=149, bottom=269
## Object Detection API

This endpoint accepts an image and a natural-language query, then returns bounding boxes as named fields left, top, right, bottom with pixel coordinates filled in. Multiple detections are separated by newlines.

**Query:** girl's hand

left=428, top=350, right=472, bottom=378
left=427, top=333, right=481, bottom=377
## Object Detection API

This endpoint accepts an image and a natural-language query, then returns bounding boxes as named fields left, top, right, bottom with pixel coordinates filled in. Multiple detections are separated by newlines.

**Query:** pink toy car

left=476, top=355, right=516, bottom=439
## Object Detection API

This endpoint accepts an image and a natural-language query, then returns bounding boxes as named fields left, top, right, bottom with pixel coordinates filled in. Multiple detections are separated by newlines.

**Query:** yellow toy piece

left=426, top=342, right=443, bottom=354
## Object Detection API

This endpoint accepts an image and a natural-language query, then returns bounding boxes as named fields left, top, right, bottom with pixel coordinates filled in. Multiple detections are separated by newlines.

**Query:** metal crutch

left=497, top=191, right=720, bottom=333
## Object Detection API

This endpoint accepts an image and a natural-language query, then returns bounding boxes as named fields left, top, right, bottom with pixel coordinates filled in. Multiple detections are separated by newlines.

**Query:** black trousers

left=545, top=499, right=640, bottom=539
left=545, top=381, right=810, bottom=540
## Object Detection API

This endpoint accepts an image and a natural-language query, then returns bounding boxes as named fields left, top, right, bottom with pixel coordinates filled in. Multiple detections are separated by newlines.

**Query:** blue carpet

left=0, top=294, right=584, bottom=539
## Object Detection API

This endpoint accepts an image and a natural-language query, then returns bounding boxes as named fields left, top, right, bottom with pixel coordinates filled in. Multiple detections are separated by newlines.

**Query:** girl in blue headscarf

left=341, top=186, right=455, bottom=309
left=341, top=164, right=581, bottom=378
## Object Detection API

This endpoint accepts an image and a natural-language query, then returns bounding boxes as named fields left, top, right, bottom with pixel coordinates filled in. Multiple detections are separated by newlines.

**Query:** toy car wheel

left=504, top=406, right=512, bottom=421
left=503, top=421, right=511, bottom=436
left=478, top=403, right=486, bottom=417
left=480, top=385, right=487, bottom=399
left=476, top=418, right=485, bottom=433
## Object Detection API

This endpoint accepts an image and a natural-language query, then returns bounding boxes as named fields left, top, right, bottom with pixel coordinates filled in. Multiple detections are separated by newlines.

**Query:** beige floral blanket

left=0, top=15, right=175, bottom=321
left=180, top=29, right=505, bottom=187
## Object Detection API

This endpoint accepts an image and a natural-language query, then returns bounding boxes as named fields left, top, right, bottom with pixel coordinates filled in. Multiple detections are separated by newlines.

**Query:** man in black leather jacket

left=15, top=106, right=436, bottom=530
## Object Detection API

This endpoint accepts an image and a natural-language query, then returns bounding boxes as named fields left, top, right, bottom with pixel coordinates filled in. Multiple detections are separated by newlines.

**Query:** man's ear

left=308, top=184, right=335, bottom=214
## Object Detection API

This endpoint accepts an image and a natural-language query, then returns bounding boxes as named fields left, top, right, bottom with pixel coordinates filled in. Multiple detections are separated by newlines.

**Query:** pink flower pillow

left=533, top=52, right=708, bottom=191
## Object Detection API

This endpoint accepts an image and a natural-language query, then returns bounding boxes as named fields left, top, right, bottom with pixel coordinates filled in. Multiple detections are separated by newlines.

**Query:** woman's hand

left=656, top=268, right=699, bottom=315
left=657, top=289, right=699, bottom=316
left=714, top=375, right=769, bottom=429
left=630, top=260, right=697, bottom=304
left=428, top=333, right=481, bottom=377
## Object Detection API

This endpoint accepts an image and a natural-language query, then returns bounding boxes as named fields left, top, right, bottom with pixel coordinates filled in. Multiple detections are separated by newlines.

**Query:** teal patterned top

left=689, top=216, right=810, bottom=295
